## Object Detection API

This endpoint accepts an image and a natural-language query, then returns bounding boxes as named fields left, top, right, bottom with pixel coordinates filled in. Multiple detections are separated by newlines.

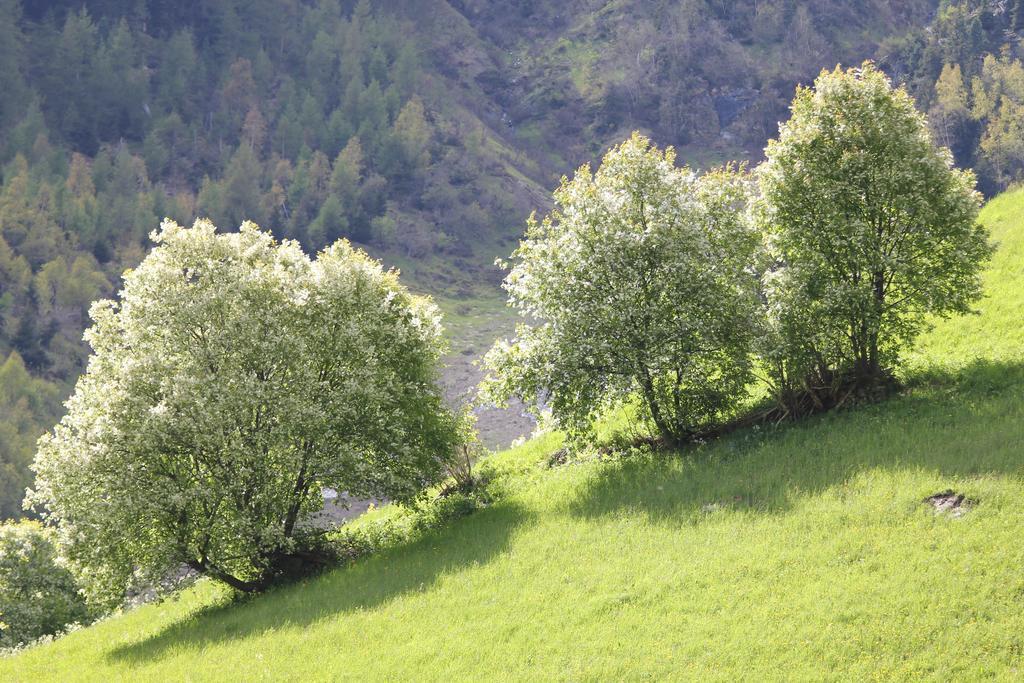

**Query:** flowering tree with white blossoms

left=482, top=134, right=760, bottom=445
left=757, top=62, right=992, bottom=408
left=28, top=220, right=458, bottom=604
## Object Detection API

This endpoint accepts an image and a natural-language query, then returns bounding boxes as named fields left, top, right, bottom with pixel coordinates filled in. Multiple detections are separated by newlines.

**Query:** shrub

left=28, top=220, right=460, bottom=606
left=482, top=133, right=760, bottom=445
left=0, top=521, right=90, bottom=649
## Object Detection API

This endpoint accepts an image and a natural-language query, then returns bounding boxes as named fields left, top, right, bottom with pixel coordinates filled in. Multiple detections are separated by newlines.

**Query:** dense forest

left=2, top=0, right=1024, bottom=519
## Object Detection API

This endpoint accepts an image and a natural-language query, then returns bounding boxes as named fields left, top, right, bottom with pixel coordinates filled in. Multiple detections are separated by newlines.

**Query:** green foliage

left=0, top=521, right=90, bottom=649
left=757, top=63, right=992, bottom=404
left=483, top=134, right=760, bottom=443
left=28, top=220, right=460, bottom=605
left=930, top=63, right=969, bottom=151
left=390, top=96, right=432, bottom=173
left=881, top=3, right=1024, bottom=192
left=0, top=352, right=63, bottom=521
left=0, top=1, right=462, bottom=519
left=971, top=52, right=1024, bottom=189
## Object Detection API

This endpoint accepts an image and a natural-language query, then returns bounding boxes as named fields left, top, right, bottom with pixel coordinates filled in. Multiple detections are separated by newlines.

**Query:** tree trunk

left=637, top=365, right=678, bottom=447
left=187, top=559, right=265, bottom=593
left=283, top=448, right=311, bottom=539
left=868, top=269, right=885, bottom=378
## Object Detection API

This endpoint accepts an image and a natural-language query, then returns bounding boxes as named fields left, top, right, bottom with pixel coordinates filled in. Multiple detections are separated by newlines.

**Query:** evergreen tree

left=393, top=96, right=432, bottom=170
left=242, top=105, right=267, bottom=152
left=931, top=63, right=969, bottom=152
left=50, top=8, right=101, bottom=151
left=221, top=143, right=266, bottom=227
left=155, top=30, right=199, bottom=116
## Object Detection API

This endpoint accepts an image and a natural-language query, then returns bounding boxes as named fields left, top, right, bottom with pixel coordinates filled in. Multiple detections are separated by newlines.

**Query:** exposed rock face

left=712, top=87, right=760, bottom=130
left=924, top=490, right=975, bottom=517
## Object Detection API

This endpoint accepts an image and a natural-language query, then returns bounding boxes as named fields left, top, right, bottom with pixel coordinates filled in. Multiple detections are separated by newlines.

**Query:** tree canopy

left=482, top=134, right=760, bottom=444
left=758, top=63, right=991, bottom=405
left=28, top=220, right=459, bottom=603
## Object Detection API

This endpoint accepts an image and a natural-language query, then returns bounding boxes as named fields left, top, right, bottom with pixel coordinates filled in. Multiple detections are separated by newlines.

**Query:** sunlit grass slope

left=909, top=187, right=1024, bottom=369
left=5, top=190, right=1024, bottom=681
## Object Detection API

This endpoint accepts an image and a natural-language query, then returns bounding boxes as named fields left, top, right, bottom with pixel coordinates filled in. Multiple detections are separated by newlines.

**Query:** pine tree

left=391, top=43, right=419, bottom=99
left=51, top=8, right=100, bottom=150
left=357, top=80, right=388, bottom=155
left=95, top=19, right=148, bottom=142
left=307, top=30, right=338, bottom=104
left=221, top=58, right=258, bottom=134
left=221, top=144, right=266, bottom=227
left=309, top=194, right=347, bottom=247
left=155, top=30, right=199, bottom=117
left=393, top=96, right=432, bottom=170
left=931, top=63, right=969, bottom=151
left=242, top=105, right=267, bottom=152
left=275, top=103, right=304, bottom=159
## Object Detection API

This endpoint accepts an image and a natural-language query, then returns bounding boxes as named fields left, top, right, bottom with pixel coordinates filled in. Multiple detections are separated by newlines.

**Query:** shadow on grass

left=108, top=501, right=533, bottom=664
left=106, top=360, right=1024, bottom=664
left=568, top=358, right=1024, bottom=522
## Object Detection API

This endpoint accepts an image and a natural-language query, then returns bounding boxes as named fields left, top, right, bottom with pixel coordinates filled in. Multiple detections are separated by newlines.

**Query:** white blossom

left=481, top=134, right=760, bottom=444
left=27, top=220, right=459, bottom=604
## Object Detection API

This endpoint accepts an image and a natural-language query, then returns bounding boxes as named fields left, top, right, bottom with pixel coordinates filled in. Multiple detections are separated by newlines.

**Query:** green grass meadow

left=4, top=189, right=1024, bottom=681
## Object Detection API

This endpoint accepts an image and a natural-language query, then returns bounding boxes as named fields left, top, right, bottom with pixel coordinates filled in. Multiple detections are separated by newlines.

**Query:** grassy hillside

left=4, top=188, right=1024, bottom=680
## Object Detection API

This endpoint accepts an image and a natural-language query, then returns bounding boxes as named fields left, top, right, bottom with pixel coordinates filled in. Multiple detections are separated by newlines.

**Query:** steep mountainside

left=433, top=0, right=940, bottom=171
left=2, top=0, right=1024, bottom=518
